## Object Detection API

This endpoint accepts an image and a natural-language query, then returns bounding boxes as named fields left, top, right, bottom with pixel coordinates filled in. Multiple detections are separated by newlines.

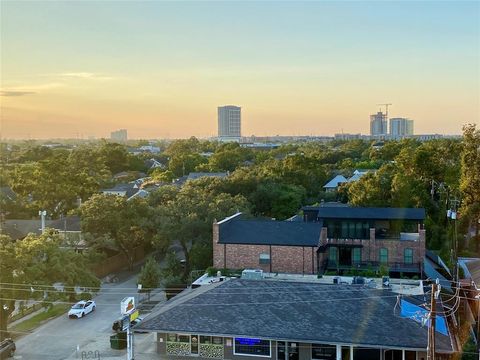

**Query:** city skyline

left=1, top=1, right=479, bottom=139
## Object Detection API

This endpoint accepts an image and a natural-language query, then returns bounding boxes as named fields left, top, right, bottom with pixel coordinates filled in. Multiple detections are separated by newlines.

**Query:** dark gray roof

left=137, top=279, right=453, bottom=352
left=218, top=219, right=322, bottom=246
left=101, top=183, right=139, bottom=198
left=303, top=207, right=425, bottom=220
left=48, top=216, right=81, bottom=232
left=0, top=187, right=17, bottom=201
left=187, top=172, right=228, bottom=181
left=1, top=219, right=43, bottom=239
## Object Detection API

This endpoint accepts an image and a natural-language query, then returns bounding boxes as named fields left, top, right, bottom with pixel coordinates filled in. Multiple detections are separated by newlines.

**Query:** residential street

left=13, top=273, right=164, bottom=360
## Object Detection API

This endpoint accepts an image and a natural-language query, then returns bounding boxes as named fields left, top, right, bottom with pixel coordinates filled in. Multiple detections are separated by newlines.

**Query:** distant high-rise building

left=218, top=105, right=241, bottom=139
left=370, top=111, right=387, bottom=136
left=389, top=118, right=414, bottom=137
left=111, top=129, right=128, bottom=142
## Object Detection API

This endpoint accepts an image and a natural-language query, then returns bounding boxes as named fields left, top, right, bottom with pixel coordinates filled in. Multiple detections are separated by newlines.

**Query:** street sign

left=120, top=297, right=135, bottom=315
left=129, top=310, right=139, bottom=322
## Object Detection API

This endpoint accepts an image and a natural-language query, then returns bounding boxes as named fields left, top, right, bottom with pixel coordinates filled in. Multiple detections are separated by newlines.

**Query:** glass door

left=191, top=335, right=199, bottom=355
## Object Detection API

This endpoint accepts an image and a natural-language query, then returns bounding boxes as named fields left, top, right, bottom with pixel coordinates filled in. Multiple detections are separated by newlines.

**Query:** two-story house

left=303, top=206, right=426, bottom=276
left=213, top=206, right=425, bottom=277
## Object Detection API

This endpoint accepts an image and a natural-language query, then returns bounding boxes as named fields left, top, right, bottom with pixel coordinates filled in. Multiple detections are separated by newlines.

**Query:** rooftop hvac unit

left=241, top=269, right=264, bottom=280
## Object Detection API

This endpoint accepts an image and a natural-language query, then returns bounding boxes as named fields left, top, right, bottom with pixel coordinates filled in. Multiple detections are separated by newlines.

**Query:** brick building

left=213, top=206, right=426, bottom=276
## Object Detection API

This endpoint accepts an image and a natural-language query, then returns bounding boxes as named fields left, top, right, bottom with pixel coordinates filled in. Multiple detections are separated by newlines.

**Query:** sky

left=1, top=1, right=479, bottom=139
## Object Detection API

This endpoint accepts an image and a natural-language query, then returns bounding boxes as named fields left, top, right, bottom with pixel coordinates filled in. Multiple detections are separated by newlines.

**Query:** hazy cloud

left=59, top=72, right=115, bottom=80
left=0, top=90, right=36, bottom=97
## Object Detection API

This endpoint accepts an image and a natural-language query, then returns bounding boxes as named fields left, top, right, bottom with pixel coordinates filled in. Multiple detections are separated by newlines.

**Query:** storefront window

left=234, top=338, right=271, bottom=357
left=312, top=344, right=336, bottom=360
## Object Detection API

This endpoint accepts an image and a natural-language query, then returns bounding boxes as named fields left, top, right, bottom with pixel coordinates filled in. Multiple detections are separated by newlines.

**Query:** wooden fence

left=92, top=246, right=145, bottom=278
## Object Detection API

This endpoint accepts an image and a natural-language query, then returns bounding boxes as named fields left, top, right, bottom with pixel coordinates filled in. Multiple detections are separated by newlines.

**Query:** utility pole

left=38, top=210, right=47, bottom=234
left=427, top=281, right=439, bottom=360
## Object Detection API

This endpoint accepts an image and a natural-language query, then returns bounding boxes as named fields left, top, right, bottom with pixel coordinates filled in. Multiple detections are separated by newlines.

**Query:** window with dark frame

left=234, top=338, right=270, bottom=357
left=311, top=344, right=336, bottom=360
left=259, top=253, right=270, bottom=265
left=379, top=248, right=388, bottom=264
left=404, top=248, right=413, bottom=264
left=352, top=248, right=361, bottom=264
left=167, top=333, right=190, bottom=343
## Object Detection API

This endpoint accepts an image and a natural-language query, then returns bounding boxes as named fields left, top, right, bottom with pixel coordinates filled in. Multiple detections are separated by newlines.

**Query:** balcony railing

left=325, top=260, right=421, bottom=273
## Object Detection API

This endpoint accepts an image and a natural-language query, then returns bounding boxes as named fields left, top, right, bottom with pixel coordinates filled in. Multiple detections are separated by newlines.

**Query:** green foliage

left=138, top=257, right=161, bottom=296
left=251, top=182, right=305, bottom=220
left=379, top=264, right=389, bottom=277
left=206, top=266, right=217, bottom=277
left=77, top=292, right=93, bottom=301
left=460, top=124, right=480, bottom=251
left=161, top=252, right=183, bottom=279
left=98, top=142, right=130, bottom=174
left=461, top=335, right=477, bottom=360
left=79, top=194, right=152, bottom=269
left=0, top=231, right=99, bottom=340
left=151, top=181, right=250, bottom=276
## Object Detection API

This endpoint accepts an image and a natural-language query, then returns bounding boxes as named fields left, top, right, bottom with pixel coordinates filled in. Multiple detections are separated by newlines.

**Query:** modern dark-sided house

left=136, top=279, right=456, bottom=360
left=213, top=206, right=425, bottom=277
left=303, top=206, right=426, bottom=276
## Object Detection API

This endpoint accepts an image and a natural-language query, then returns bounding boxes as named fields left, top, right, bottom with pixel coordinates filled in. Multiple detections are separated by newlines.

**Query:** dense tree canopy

left=0, top=231, right=99, bottom=340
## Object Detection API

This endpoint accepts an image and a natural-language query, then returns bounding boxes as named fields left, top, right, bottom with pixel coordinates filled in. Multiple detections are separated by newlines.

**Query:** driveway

left=13, top=274, right=164, bottom=360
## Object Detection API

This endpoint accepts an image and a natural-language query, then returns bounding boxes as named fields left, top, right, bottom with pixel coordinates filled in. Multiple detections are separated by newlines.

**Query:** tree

left=460, top=124, right=480, bottom=251
left=0, top=231, right=99, bottom=340
left=98, top=141, right=129, bottom=174
left=79, top=194, right=152, bottom=270
left=151, top=182, right=250, bottom=278
left=347, top=164, right=395, bottom=207
left=137, top=257, right=161, bottom=301
left=251, top=182, right=305, bottom=220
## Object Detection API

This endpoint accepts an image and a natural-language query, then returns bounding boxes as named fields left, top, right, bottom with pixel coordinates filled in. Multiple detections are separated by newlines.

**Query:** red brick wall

left=212, top=220, right=318, bottom=274
left=212, top=221, right=425, bottom=275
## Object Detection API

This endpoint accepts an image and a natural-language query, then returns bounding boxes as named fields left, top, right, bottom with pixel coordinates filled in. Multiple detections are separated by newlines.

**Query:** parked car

left=0, top=338, right=16, bottom=359
left=68, top=300, right=96, bottom=319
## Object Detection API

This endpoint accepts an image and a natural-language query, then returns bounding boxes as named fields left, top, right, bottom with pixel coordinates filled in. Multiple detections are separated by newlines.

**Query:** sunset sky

left=1, top=1, right=479, bottom=139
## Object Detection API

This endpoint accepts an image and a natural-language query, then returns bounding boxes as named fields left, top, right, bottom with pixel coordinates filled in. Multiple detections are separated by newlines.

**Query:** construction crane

left=377, top=103, right=392, bottom=118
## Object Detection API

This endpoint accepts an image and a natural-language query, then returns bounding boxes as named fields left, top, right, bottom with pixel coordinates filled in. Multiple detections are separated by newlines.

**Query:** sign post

left=120, top=297, right=136, bottom=360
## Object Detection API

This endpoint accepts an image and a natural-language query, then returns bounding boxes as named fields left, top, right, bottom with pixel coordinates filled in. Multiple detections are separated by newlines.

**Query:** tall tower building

left=110, top=129, right=128, bottom=142
left=370, top=111, right=387, bottom=136
left=218, top=105, right=241, bottom=140
left=389, top=118, right=414, bottom=137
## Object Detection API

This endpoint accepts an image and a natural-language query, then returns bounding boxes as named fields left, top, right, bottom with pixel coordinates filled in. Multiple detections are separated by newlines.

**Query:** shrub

left=206, top=266, right=217, bottom=277
left=77, top=292, right=93, bottom=301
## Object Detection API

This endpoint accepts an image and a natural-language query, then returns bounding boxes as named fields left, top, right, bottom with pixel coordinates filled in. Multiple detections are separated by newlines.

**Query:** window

left=167, top=333, right=190, bottom=343
left=311, top=344, right=336, bottom=360
left=352, top=248, right=361, bottom=264
left=200, top=336, right=223, bottom=345
left=325, top=220, right=370, bottom=239
left=404, top=248, right=413, bottom=264
left=200, top=336, right=211, bottom=344
left=259, top=253, right=270, bottom=265
left=349, top=222, right=356, bottom=238
left=379, top=248, right=388, bottom=264
left=234, top=338, right=271, bottom=357
left=341, top=222, right=349, bottom=238
left=329, top=247, right=337, bottom=263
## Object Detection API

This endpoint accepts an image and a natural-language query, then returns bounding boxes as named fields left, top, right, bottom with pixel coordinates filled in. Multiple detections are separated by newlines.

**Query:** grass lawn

left=9, top=304, right=71, bottom=335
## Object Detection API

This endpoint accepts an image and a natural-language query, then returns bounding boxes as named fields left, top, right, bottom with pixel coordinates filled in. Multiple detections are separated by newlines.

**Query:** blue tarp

left=400, top=299, right=448, bottom=336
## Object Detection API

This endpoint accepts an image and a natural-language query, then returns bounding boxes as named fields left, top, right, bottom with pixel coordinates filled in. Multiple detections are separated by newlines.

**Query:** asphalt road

left=13, top=276, right=145, bottom=360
